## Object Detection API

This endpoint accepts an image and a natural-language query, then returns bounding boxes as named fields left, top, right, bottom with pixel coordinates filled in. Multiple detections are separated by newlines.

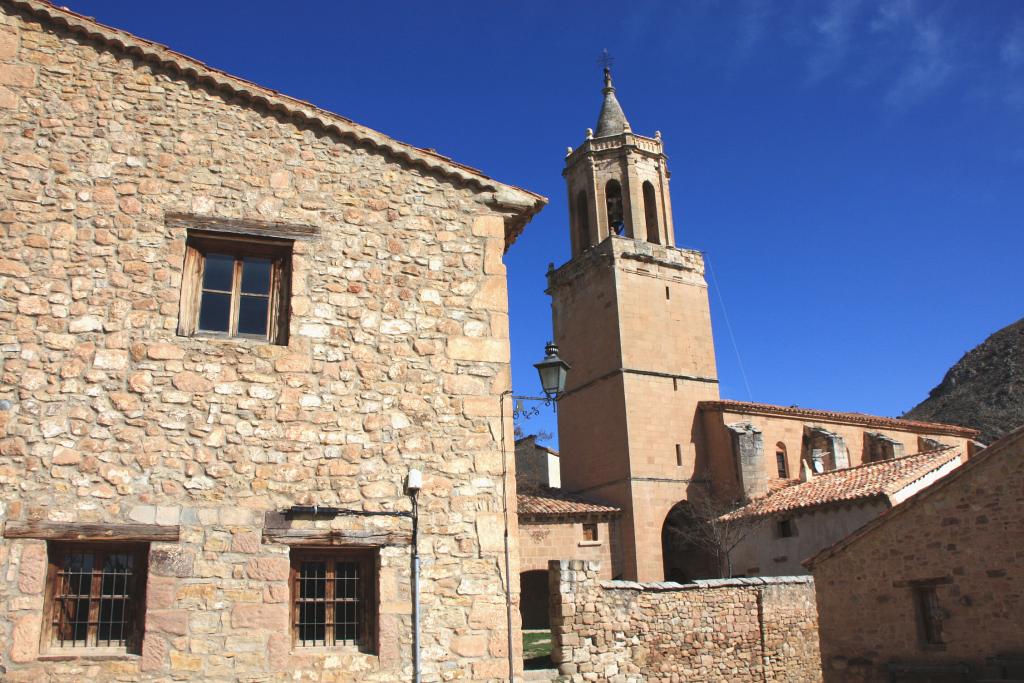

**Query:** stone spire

left=594, top=67, right=630, bottom=138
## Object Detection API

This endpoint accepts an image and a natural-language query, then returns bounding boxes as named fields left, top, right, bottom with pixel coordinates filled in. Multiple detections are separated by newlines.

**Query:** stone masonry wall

left=519, top=520, right=614, bottom=575
left=811, top=428, right=1024, bottom=682
left=550, top=560, right=822, bottom=683
left=0, top=4, right=531, bottom=681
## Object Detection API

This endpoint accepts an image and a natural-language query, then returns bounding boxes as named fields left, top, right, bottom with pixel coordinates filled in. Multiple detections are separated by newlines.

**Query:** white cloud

left=736, top=0, right=773, bottom=58
left=806, top=0, right=865, bottom=83
left=884, top=15, right=953, bottom=108
left=1002, top=23, right=1024, bottom=69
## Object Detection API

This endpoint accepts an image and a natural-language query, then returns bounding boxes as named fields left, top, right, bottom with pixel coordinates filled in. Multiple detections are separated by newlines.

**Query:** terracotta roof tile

left=699, top=400, right=980, bottom=438
left=725, top=448, right=963, bottom=520
left=517, top=488, right=620, bottom=517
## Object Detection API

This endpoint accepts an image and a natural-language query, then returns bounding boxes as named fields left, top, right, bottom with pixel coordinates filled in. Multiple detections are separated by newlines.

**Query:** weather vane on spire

left=597, top=48, right=615, bottom=72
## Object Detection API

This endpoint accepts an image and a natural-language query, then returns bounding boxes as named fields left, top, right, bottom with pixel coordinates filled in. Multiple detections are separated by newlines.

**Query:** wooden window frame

left=178, top=231, right=292, bottom=345
left=912, top=583, right=945, bottom=647
left=41, top=542, right=149, bottom=656
left=289, top=548, right=378, bottom=653
left=581, top=523, right=599, bottom=543
left=777, top=519, right=796, bottom=539
left=776, top=449, right=788, bottom=478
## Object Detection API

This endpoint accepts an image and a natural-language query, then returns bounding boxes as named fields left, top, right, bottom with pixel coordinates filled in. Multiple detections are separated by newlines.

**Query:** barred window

left=44, top=543, right=147, bottom=653
left=291, top=550, right=377, bottom=652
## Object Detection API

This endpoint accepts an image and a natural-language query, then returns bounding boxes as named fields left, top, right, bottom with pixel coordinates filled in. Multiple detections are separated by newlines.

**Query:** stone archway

left=661, top=500, right=718, bottom=582
left=519, top=570, right=550, bottom=629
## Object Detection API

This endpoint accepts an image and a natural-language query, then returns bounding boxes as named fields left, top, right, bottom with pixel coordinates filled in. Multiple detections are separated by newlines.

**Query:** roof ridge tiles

left=698, top=400, right=980, bottom=438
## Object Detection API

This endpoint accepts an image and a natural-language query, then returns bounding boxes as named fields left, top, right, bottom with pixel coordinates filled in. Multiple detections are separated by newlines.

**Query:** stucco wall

left=730, top=501, right=887, bottom=576
left=0, top=4, right=527, bottom=681
left=811, top=430, right=1024, bottom=682
left=550, top=560, right=822, bottom=682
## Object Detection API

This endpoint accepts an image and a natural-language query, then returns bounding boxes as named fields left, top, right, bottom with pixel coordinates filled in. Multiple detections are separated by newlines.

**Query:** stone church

left=527, top=66, right=980, bottom=585
left=0, top=1, right=545, bottom=681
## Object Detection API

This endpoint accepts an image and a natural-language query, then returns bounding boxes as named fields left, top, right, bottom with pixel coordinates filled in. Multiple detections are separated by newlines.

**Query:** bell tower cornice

left=563, top=130, right=668, bottom=174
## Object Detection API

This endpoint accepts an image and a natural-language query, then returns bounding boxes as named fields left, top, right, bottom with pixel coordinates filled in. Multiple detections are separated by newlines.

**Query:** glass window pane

left=238, top=295, right=269, bottom=337
left=240, top=258, right=272, bottom=295
left=198, top=292, right=231, bottom=332
left=202, top=253, right=234, bottom=291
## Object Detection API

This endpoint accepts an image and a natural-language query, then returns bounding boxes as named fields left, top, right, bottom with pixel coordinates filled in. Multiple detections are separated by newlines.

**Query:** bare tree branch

left=663, top=497, right=763, bottom=579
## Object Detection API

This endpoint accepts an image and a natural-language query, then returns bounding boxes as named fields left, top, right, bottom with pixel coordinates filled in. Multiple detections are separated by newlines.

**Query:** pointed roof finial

left=594, top=50, right=630, bottom=138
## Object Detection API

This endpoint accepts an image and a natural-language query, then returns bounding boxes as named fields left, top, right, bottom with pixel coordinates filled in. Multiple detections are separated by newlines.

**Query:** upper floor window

left=912, top=583, right=944, bottom=646
left=776, top=519, right=796, bottom=538
left=575, top=190, right=591, bottom=255
left=582, top=523, right=599, bottom=542
left=776, top=443, right=789, bottom=478
left=44, top=543, right=148, bottom=653
left=642, top=181, right=660, bottom=244
left=605, top=180, right=625, bottom=236
left=178, top=232, right=291, bottom=345
left=291, top=549, right=377, bottom=652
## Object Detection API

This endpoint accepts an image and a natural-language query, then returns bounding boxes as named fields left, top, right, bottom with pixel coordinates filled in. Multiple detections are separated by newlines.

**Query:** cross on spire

left=597, top=48, right=615, bottom=71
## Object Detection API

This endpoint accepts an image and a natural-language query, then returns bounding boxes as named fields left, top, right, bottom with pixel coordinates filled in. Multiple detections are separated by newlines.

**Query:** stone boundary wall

left=550, top=560, right=822, bottom=682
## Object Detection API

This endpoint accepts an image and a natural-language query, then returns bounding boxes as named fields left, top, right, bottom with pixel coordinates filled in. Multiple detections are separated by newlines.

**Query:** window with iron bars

left=291, top=550, right=377, bottom=652
left=44, top=543, right=148, bottom=653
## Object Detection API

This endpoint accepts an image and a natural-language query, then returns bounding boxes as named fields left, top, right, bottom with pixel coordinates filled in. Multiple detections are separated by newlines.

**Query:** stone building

left=545, top=69, right=981, bottom=582
left=807, top=426, right=1024, bottom=682
left=515, top=490, right=618, bottom=629
left=724, top=447, right=963, bottom=577
left=514, top=435, right=559, bottom=489
left=0, top=1, right=545, bottom=681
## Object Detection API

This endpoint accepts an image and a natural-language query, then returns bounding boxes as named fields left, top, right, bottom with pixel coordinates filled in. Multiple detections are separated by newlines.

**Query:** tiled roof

left=725, top=448, right=963, bottom=520
left=806, top=428, right=1019, bottom=570
left=2, top=0, right=546, bottom=248
left=699, top=400, right=980, bottom=438
left=517, top=488, right=620, bottom=518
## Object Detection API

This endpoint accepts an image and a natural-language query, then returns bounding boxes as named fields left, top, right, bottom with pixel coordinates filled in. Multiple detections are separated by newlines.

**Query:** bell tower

left=565, top=68, right=676, bottom=255
left=549, top=68, right=720, bottom=581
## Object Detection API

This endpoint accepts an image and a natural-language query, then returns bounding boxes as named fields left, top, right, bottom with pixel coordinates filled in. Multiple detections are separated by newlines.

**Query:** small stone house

left=514, top=435, right=560, bottom=489
left=0, top=1, right=544, bottom=681
left=515, top=488, right=618, bottom=629
left=725, top=447, right=963, bottom=577
left=807, top=427, right=1024, bottom=682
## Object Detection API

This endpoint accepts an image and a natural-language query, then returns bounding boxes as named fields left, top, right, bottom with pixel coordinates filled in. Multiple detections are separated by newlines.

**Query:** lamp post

left=499, top=342, right=571, bottom=683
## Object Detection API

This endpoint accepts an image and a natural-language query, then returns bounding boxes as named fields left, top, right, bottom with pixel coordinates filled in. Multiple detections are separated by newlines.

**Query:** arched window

left=605, top=180, right=624, bottom=236
left=775, top=443, right=788, bottom=478
left=575, top=190, right=590, bottom=254
left=643, top=181, right=660, bottom=244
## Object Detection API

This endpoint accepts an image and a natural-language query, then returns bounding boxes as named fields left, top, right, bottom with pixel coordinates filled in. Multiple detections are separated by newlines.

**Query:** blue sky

left=63, top=1, right=1024, bottom=444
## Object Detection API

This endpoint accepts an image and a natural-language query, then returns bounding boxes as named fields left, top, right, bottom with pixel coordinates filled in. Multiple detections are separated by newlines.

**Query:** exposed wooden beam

left=3, top=521, right=180, bottom=542
left=166, top=212, right=321, bottom=241
left=262, top=528, right=411, bottom=547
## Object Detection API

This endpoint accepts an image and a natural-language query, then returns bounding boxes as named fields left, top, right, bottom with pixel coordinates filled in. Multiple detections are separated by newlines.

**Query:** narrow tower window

left=675, top=444, right=682, bottom=467
left=643, top=181, right=660, bottom=244
left=575, top=190, right=591, bottom=255
left=776, top=443, right=788, bottom=478
left=605, top=180, right=625, bottom=236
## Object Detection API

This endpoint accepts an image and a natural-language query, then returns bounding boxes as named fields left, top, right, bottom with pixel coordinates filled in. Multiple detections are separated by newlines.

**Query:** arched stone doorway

left=519, top=570, right=550, bottom=629
left=661, top=500, right=718, bottom=582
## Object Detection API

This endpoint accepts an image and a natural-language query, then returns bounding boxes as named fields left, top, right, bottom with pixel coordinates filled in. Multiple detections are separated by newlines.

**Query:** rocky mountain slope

left=904, top=317, right=1024, bottom=445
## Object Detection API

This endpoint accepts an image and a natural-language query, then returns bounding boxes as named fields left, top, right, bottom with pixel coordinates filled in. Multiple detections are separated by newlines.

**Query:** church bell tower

left=548, top=68, right=720, bottom=581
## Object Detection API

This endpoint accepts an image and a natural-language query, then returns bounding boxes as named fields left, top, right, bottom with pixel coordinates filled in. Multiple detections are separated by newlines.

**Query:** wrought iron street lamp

left=533, top=341, right=571, bottom=400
